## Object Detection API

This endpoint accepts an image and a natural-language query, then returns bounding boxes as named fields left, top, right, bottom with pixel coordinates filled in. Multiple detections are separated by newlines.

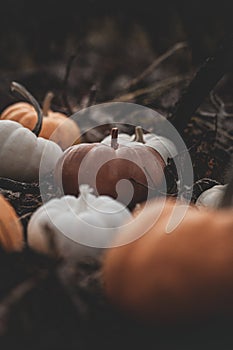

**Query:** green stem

left=111, top=128, right=119, bottom=150
left=133, top=126, right=145, bottom=143
left=10, top=81, right=43, bottom=137
left=42, top=91, right=54, bottom=116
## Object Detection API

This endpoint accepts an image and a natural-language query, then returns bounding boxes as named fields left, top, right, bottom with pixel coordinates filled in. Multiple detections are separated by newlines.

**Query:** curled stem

left=42, top=91, right=54, bottom=116
left=111, top=128, right=119, bottom=150
left=11, top=81, right=43, bottom=136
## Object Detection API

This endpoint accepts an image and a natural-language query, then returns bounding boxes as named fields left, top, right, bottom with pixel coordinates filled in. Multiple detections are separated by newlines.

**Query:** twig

left=0, top=177, right=39, bottom=194
left=110, top=75, right=187, bottom=103
left=170, top=34, right=233, bottom=136
left=62, top=54, right=78, bottom=115
left=196, top=92, right=233, bottom=147
left=80, top=84, right=97, bottom=109
left=196, top=110, right=216, bottom=118
left=210, top=92, right=233, bottom=118
left=0, top=277, right=40, bottom=336
left=18, top=212, right=33, bottom=222
left=129, top=177, right=158, bottom=192
left=123, top=41, right=188, bottom=90
left=87, top=84, right=97, bottom=107
left=190, top=178, right=220, bottom=203
left=42, top=223, right=60, bottom=259
left=192, top=116, right=233, bottom=144
left=195, top=92, right=233, bottom=146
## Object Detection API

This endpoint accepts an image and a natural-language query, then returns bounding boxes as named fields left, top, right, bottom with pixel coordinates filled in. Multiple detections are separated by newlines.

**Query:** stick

left=170, top=34, right=233, bottom=136
left=123, top=41, right=188, bottom=90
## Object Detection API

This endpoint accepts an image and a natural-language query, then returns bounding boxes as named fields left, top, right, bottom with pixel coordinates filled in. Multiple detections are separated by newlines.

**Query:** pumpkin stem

left=78, top=185, right=94, bottom=211
left=111, top=128, right=119, bottom=150
left=10, top=82, right=43, bottom=137
left=134, top=126, right=145, bottom=143
left=42, top=91, right=54, bottom=116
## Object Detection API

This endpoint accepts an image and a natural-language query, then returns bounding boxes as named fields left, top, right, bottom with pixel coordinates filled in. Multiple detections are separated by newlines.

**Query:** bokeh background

left=0, top=0, right=232, bottom=108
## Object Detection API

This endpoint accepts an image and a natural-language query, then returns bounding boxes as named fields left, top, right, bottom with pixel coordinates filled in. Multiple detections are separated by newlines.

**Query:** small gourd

left=27, top=185, right=132, bottom=260
left=1, top=84, right=81, bottom=149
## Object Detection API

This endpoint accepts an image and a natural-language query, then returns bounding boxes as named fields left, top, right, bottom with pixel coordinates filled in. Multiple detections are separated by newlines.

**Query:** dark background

left=0, top=0, right=232, bottom=113
left=0, top=0, right=233, bottom=65
left=1, top=0, right=232, bottom=69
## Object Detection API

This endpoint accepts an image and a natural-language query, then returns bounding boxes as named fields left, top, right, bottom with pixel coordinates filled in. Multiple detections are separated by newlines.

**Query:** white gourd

left=27, top=185, right=132, bottom=260
left=0, top=120, right=63, bottom=182
left=196, top=184, right=227, bottom=208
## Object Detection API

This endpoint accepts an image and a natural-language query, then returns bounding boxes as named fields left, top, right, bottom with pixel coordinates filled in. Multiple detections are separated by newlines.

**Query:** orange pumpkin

left=1, top=85, right=81, bottom=150
left=102, top=198, right=233, bottom=325
left=0, top=195, right=24, bottom=251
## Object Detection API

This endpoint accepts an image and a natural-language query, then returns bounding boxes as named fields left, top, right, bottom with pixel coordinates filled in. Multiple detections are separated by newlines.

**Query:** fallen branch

left=111, top=75, right=188, bottom=103
left=62, top=54, right=78, bottom=115
left=123, top=41, right=188, bottom=90
left=170, top=34, right=233, bottom=136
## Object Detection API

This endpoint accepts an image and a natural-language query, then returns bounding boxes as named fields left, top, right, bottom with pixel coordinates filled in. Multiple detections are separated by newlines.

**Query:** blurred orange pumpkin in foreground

left=102, top=198, right=233, bottom=325
left=0, top=195, right=24, bottom=251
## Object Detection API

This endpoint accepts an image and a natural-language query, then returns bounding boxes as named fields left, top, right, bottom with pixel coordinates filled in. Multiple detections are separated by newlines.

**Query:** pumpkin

left=196, top=184, right=227, bottom=208
left=27, top=185, right=132, bottom=260
left=102, top=198, right=233, bottom=325
left=0, top=82, right=63, bottom=182
left=0, top=194, right=24, bottom=251
left=1, top=82, right=81, bottom=149
left=54, top=127, right=176, bottom=208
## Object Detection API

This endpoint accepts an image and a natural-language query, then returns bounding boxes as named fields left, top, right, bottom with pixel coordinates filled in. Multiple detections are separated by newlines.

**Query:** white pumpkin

left=101, top=126, right=177, bottom=165
left=196, top=184, right=227, bottom=208
left=27, top=185, right=132, bottom=260
left=0, top=120, right=63, bottom=182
